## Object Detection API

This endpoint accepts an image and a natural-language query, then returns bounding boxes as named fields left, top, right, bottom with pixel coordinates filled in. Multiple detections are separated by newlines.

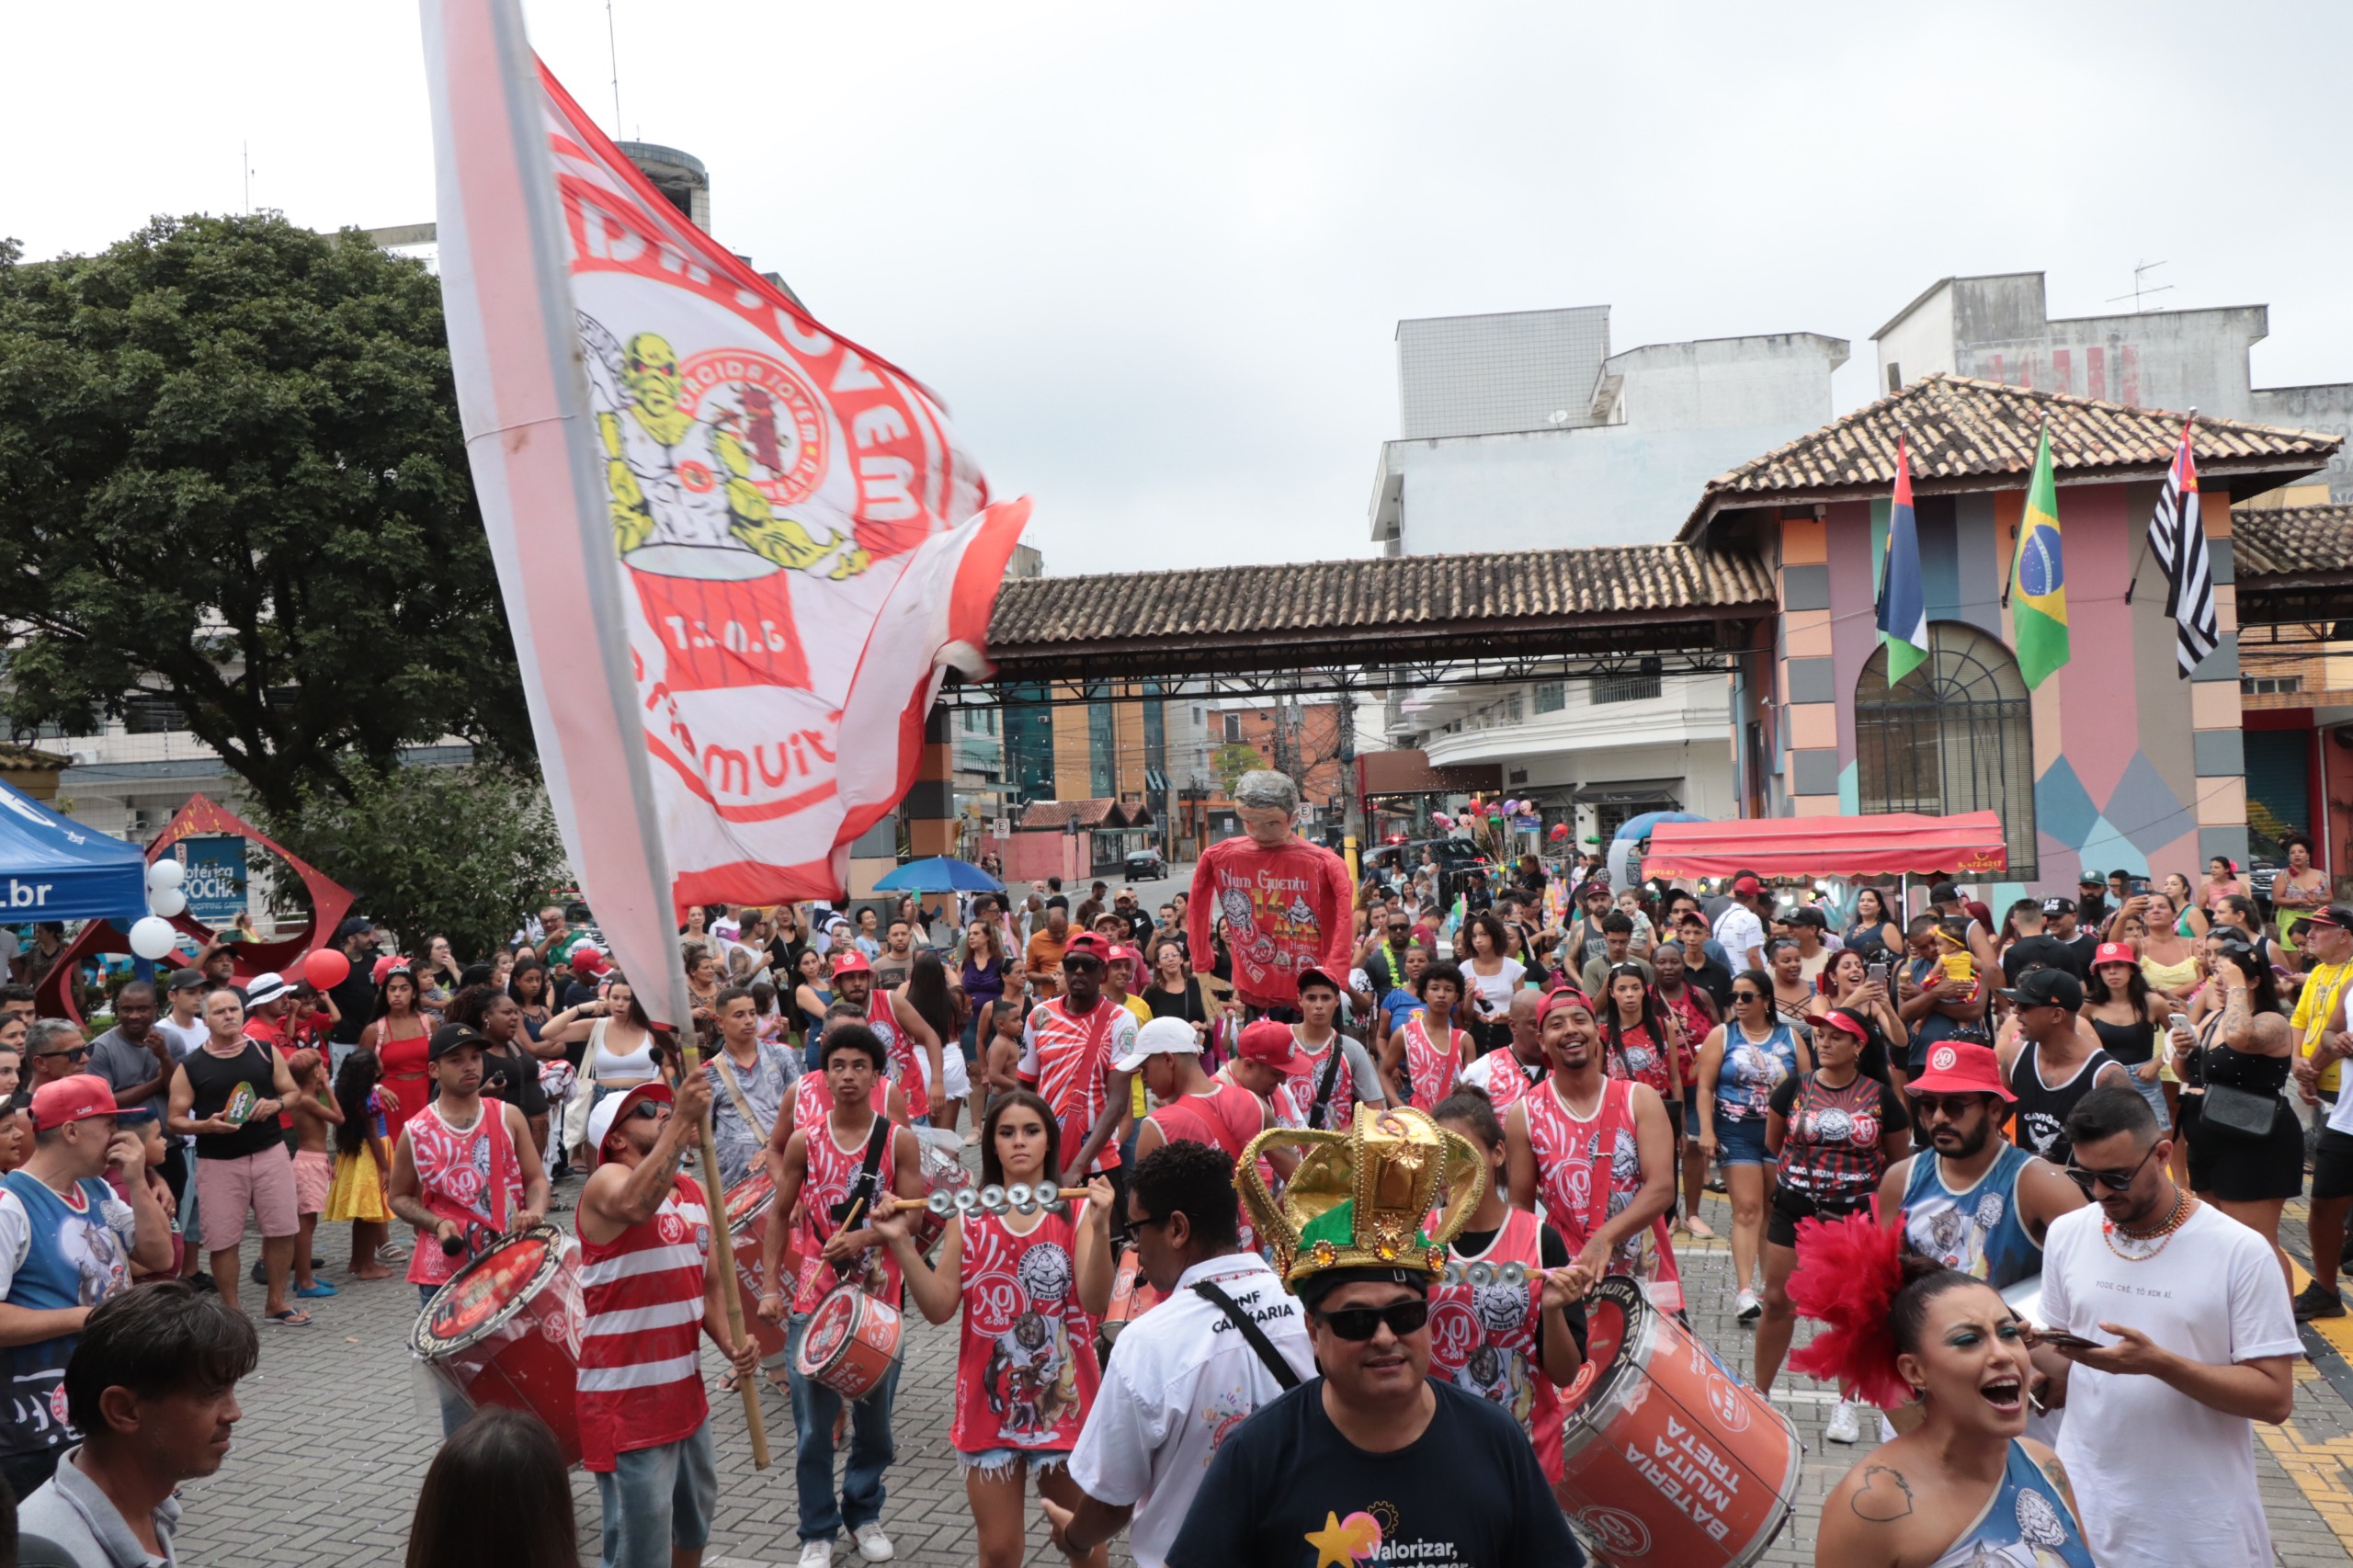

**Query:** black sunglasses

left=2064, top=1143, right=2159, bottom=1195
left=1315, top=1299, right=1432, bottom=1341
left=1910, top=1093, right=1989, bottom=1121
left=35, top=1046, right=89, bottom=1062
left=628, top=1103, right=665, bottom=1122
left=1730, top=990, right=1766, bottom=1004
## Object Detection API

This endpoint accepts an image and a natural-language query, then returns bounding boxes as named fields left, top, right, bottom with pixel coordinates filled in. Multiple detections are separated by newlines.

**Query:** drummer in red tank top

left=575, top=1074, right=759, bottom=1568
left=766, top=1003, right=914, bottom=1174
left=757, top=1023, right=926, bottom=1558
left=874, top=1088, right=1117, bottom=1568
left=1504, top=988, right=1683, bottom=1312
left=1124, top=1017, right=1275, bottom=1164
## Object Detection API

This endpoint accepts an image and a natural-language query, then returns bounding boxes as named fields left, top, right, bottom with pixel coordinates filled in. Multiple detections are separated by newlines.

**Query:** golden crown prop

left=1237, top=1105, right=1487, bottom=1292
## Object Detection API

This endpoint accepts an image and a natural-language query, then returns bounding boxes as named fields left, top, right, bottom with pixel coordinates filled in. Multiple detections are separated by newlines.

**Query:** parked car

left=1123, top=848, right=1167, bottom=881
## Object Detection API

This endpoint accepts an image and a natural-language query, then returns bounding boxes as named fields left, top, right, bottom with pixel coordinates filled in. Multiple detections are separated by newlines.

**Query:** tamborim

left=724, top=1167, right=790, bottom=1361
left=790, top=1285, right=903, bottom=1401
left=409, top=1225, right=585, bottom=1466
left=1552, top=1277, right=1799, bottom=1567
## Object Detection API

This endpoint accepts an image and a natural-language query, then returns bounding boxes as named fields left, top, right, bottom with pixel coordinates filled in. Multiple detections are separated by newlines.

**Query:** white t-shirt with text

left=2041, top=1201, right=2301, bottom=1565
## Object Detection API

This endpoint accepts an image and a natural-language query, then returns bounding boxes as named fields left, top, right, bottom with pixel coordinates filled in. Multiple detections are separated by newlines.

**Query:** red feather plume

left=1785, top=1208, right=1911, bottom=1410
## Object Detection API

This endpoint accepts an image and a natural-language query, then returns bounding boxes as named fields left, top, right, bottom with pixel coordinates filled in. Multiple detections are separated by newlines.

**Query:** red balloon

left=303, top=948, right=351, bottom=990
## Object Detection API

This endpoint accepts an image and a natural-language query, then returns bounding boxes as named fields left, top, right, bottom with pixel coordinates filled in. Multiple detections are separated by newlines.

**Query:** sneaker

left=797, top=1542, right=835, bottom=1568
left=1735, top=1290, right=1762, bottom=1324
left=250, top=1259, right=267, bottom=1286
left=2295, top=1280, right=2347, bottom=1322
left=851, top=1522, right=894, bottom=1562
left=1824, top=1398, right=1862, bottom=1444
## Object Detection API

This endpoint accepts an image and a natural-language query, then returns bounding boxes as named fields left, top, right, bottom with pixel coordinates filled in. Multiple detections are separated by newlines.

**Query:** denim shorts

left=1682, top=1097, right=1701, bottom=1139
left=596, top=1420, right=717, bottom=1568
left=957, top=1445, right=1070, bottom=1478
left=1712, top=1111, right=1770, bottom=1166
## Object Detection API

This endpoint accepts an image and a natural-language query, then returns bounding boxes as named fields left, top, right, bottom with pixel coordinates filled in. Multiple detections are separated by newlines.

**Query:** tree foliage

left=263, top=761, right=569, bottom=962
left=1211, top=742, right=1264, bottom=797
left=0, top=215, right=531, bottom=814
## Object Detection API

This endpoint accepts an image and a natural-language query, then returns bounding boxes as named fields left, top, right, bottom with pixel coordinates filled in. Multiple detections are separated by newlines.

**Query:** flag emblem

left=2008, top=424, right=2069, bottom=688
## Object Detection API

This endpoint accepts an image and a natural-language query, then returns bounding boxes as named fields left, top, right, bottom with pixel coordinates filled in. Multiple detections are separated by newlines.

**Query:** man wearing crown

left=1163, top=1108, right=1584, bottom=1566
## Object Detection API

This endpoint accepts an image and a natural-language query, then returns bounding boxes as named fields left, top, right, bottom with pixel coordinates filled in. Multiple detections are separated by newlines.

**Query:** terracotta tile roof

left=1017, top=799, right=1142, bottom=830
left=2232, top=504, right=2353, bottom=579
left=986, top=544, right=1774, bottom=661
left=1682, top=373, right=2339, bottom=540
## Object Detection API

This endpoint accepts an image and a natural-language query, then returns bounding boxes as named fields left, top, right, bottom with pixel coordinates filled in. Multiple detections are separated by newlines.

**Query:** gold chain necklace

left=2103, top=1188, right=2192, bottom=1261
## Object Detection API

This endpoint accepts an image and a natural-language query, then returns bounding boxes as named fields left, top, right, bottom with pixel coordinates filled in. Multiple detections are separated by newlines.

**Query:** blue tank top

left=1715, top=1019, right=1799, bottom=1120
left=0, top=1172, right=133, bottom=1459
left=1901, top=1142, right=2040, bottom=1290
left=1927, top=1439, right=2097, bottom=1567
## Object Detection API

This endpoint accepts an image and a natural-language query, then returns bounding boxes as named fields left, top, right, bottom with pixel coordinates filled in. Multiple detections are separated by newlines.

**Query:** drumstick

left=677, top=1031, right=771, bottom=1472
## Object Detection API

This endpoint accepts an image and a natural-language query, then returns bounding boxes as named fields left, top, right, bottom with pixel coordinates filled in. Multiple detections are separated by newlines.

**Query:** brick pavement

left=162, top=1180, right=2353, bottom=1566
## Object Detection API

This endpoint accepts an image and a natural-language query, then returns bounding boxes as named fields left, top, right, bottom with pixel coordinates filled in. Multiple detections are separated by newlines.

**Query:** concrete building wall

left=1396, top=306, right=1612, bottom=439
left=2250, top=385, right=2353, bottom=501
left=1602, top=334, right=1848, bottom=430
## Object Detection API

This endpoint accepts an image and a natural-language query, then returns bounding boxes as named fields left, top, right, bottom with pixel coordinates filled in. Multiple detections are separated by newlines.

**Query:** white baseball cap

left=585, top=1083, right=674, bottom=1165
left=1111, top=1016, right=1200, bottom=1074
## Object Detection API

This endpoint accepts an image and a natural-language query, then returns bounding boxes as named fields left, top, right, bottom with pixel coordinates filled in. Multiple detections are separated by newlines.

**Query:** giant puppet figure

left=1187, top=770, right=1353, bottom=1017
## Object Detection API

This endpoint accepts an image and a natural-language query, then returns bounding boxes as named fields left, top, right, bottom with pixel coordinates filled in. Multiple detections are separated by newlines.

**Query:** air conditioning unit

left=127, top=809, right=153, bottom=836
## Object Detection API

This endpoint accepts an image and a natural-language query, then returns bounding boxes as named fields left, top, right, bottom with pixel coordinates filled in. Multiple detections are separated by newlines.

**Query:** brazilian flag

left=2011, top=425, right=2069, bottom=687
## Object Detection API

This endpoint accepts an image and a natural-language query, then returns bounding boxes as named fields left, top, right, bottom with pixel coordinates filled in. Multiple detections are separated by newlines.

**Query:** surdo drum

left=791, top=1285, right=904, bottom=1401
left=409, top=1226, right=586, bottom=1466
left=1552, top=1278, right=1799, bottom=1567
left=724, top=1168, right=791, bottom=1361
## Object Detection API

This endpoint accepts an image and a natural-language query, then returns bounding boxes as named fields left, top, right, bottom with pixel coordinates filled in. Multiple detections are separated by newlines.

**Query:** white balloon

left=148, top=888, right=187, bottom=919
left=146, top=858, right=184, bottom=891
left=128, top=916, right=177, bottom=960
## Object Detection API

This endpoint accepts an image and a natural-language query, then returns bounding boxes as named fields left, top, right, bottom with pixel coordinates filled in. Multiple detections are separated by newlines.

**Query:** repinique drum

left=791, top=1284, right=903, bottom=1400
left=1553, top=1277, right=1799, bottom=1567
left=724, top=1168, right=790, bottom=1360
left=410, top=1226, right=585, bottom=1466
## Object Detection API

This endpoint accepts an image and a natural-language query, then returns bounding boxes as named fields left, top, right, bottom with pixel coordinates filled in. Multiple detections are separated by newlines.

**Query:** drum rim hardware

left=407, top=1224, right=572, bottom=1359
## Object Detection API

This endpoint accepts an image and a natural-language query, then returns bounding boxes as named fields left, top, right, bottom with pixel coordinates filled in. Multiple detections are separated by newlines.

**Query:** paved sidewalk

left=163, top=1182, right=2353, bottom=1565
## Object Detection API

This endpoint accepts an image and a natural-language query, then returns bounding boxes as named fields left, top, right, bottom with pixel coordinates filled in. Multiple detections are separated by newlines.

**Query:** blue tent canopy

left=0, top=779, right=148, bottom=923
left=872, top=857, right=1005, bottom=894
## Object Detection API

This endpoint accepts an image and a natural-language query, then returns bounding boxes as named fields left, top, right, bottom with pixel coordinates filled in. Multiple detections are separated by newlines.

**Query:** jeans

left=784, top=1312, right=900, bottom=1541
left=595, top=1420, right=717, bottom=1568
left=419, top=1285, right=472, bottom=1439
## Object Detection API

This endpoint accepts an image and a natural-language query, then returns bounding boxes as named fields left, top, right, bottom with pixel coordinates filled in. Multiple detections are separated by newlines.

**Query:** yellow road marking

left=2261, top=1257, right=2353, bottom=1555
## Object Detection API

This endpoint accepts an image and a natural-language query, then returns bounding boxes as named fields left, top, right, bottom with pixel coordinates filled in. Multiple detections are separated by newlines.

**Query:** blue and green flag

left=2011, top=424, right=2069, bottom=687
left=1875, top=435, right=1929, bottom=683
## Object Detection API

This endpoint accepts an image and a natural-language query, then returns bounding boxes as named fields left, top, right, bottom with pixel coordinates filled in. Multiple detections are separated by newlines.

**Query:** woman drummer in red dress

left=871, top=1088, right=1116, bottom=1568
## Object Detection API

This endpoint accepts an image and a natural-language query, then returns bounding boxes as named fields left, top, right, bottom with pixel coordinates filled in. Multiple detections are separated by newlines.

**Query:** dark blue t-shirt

left=1166, top=1375, right=1584, bottom=1568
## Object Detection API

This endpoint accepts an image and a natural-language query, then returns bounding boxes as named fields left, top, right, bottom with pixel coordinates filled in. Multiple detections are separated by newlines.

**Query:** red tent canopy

left=1642, top=812, right=2008, bottom=879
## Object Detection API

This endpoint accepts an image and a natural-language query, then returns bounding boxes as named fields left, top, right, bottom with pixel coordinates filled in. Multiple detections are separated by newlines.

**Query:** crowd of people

left=0, top=780, right=2332, bottom=1565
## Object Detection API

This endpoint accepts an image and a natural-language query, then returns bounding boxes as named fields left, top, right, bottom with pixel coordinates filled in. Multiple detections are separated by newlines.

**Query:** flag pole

left=2124, top=409, right=2193, bottom=607
left=2000, top=421, right=2040, bottom=610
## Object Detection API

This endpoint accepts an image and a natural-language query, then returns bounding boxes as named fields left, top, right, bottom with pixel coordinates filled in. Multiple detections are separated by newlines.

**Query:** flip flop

left=266, top=1308, right=313, bottom=1326
left=294, top=1282, right=338, bottom=1298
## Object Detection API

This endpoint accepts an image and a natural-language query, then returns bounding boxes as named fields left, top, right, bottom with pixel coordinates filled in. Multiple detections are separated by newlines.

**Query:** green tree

left=0, top=215, right=531, bottom=815
left=1211, top=742, right=1264, bottom=797
left=263, top=761, right=569, bottom=962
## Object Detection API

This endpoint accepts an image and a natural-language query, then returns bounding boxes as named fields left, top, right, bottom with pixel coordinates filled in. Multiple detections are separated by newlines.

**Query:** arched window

left=1855, top=622, right=2038, bottom=877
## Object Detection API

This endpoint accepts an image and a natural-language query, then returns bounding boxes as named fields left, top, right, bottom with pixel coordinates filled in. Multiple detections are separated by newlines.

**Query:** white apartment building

left=1372, top=305, right=1847, bottom=839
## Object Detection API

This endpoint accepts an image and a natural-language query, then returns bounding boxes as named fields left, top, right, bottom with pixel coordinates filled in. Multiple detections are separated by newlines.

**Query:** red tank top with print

left=1400, top=1014, right=1465, bottom=1108
left=1474, top=1054, right=1536, bottom=1111
left=1146, top=1081, right=1262, bottom=1159
left=792, top=1112, right=903, bottom=1310
left=1520, top=1077, right=1681, bottom=1312
left=1659, top=990, right=1711, bottom=1086
left=577, top=1172, right=710, bottom=1471
left=1427, top=1207, right=1563, bottom=1482
left=404, top=1100, right=523, bottom=1286
left=1602, top=1020, right=1677, bottom=1103
left=869, top=990, right=929, bottom=1121
left=951, top=1204, right=1102, bottom=1452
left=1275, top=1029, right=1358, bottom=1132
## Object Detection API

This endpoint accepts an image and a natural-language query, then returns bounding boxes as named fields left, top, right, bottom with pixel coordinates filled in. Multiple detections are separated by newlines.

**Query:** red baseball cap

left=2092, top=941, right=2137, bottom=969
left=32, top=1076, right=119, bottom=1132
left=1295, top=965, right=1345, bottom=995
left=1540, top=986, right=1594, bottom=1023
left=1107, top=944, right=1139, bottom=967
left=1062, top=933, right=1111, bottom=964
left=829, top=949, right=872, bottom=976
left=1905, top=1040, right=2015, bottom=1101
left=1732, top=875, right=1764, bottom=896
left=1236, top=1019, right=1315, bottom=1075
left=569, top=946, right=610, bottom=975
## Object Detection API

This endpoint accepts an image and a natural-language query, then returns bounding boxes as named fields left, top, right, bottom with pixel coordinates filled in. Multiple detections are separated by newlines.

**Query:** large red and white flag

left=421, top=0, right=1027, bottom=1024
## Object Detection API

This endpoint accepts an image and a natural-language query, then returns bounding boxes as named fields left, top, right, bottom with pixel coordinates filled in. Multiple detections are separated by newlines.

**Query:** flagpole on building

left=2124, top=408, right=2194, bottom=607
left=2000, top=420, right=2043, bottom=610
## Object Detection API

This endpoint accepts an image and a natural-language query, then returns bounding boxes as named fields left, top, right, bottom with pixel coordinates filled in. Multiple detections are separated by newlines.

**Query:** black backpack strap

left=1191, top=1278, right=1301, bottom=1390
left=1308, top=1040, right=1346, bottom=1129
left=835, top=1115, right=892, bottom=1231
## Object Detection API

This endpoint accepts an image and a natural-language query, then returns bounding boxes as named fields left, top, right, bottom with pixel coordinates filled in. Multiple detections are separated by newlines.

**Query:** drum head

left=797, top=1287, right=860, bottom=1372
left=410, top=1226, right=568, bottom=1358
left=1557, top=1275, right=1642, bottom=1416
left=726, top=1168, right=777, bottom=1233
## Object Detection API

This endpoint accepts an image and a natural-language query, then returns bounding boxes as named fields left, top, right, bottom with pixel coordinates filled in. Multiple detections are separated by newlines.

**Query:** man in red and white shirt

left=1186, top=770, right=1353, bottom=1016
left=576, top=1074, right=757, bottom=1568
left=1123, top=1017, right=1272, bottom=1162
left=1021, top=934, right=1139, bottom=1187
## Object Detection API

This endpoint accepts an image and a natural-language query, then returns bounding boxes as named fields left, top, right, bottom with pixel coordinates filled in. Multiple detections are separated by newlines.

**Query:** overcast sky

left=10, top=1, right=2351, bottom=577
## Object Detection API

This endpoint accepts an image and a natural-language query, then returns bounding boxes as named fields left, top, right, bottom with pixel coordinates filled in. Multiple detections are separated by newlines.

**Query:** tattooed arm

left=1814, top=1460, right=1913, bottom=1567
left=576, top=1072, right=710, bottom=1245
left=2024, top=1440, right=2086, bottom=1534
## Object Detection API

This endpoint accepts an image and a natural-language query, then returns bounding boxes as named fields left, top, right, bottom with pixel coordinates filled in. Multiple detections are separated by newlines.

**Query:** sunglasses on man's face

left=36, top=1046, right=89, bottom=1062
left=1316, top=1298, right=1432, bottom=1342
left=1910, top=1094, right=1986, bottom=1122
left=628, top=1103, right=665, bottom=1123
left=2064, top=1143, right=2158, bottom=1195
